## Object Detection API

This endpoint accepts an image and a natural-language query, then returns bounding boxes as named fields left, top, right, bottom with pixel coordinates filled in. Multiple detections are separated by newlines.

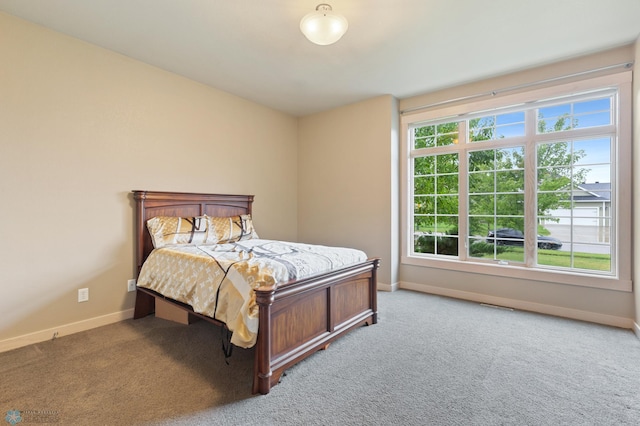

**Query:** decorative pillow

left=147, top=216, right=216, bottom=248
left=209, top=214, right=259, bottom=244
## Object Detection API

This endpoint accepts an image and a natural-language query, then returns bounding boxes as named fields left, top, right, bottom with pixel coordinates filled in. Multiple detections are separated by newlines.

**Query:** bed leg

left=370, top=259, right=380, bottom=325
left=133, top=289, right=155, bottom=319
left=253, top=287, right=276, bottom=395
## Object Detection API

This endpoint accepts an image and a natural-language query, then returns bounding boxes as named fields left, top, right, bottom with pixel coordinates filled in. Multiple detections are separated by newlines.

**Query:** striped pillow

left=147, top=216, right=216, bottom=248
left=209, top=214, right=259, bottom=244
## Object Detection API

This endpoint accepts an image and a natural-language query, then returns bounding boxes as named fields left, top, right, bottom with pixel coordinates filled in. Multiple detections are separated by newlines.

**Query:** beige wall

left=399, top=46, right=636, bottom=327
left=0, top=13, right=298, bottom=344
left=298, top=96, right=399, bottom=287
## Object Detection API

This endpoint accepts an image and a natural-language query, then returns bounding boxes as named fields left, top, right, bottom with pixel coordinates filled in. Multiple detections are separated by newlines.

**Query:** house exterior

left=543, top=182, right=611, bottom=245
left=546, top=182, right=611, bottom=226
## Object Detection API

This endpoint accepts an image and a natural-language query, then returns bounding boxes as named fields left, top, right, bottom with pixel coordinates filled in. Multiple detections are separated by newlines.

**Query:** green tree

left=467, top=113, right=588, bottom=236
left=536, top=114, right=588, bottom=224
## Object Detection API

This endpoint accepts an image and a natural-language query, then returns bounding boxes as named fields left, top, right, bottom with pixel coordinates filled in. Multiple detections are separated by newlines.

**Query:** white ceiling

left=1, top=0, right=639, bottom=116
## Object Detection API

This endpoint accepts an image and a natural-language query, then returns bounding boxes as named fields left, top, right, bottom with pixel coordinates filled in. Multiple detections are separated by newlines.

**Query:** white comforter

left=136, top=239, right=367, bottom=348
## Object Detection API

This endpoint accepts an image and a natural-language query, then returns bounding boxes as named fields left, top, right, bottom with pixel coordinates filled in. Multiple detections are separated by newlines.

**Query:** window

left=402, top=73, right=632, bottom=291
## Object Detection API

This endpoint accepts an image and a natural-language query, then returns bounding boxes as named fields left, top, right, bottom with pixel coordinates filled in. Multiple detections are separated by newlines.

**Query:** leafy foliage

left=469, top=240, right=506, bottom=256
left=415, top=227, right=458, bottom=256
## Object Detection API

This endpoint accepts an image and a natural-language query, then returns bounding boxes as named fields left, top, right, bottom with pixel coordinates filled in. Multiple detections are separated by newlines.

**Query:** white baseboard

left=4, top=290, right=636, bottom=352
left=399, top=281, right=635, bottom=330
left=377, top=281, right=399, bottom=292
left=0, top=309, right=135, bottom=353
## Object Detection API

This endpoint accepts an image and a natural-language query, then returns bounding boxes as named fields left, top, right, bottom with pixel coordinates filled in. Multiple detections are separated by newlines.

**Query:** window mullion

left=524, top=109, right=538, bottom=267
left=458, top=120, right=468, bottom=261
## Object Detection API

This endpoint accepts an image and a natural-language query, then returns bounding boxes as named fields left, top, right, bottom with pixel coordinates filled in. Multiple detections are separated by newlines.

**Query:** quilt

left=136, top=239, right=368, bottom=348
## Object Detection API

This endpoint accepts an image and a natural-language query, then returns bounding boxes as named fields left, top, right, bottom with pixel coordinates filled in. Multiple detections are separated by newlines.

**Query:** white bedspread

left=136, top=239, right=367, bottom=348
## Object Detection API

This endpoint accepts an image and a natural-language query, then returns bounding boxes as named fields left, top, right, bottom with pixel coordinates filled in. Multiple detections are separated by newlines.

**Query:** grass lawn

left=484, top=247, right=610, bottom=271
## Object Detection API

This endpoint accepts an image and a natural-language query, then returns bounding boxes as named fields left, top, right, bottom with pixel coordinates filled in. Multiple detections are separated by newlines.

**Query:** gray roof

left=574, top=182, right=611, bottom=202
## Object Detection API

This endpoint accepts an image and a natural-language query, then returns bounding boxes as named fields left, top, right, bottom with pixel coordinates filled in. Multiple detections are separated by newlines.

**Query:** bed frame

left=132, top=190, right=379, bottom=394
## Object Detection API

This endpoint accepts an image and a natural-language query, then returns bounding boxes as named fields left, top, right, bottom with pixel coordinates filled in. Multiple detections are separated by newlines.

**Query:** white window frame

left=400, top=72, right=632, bottom=292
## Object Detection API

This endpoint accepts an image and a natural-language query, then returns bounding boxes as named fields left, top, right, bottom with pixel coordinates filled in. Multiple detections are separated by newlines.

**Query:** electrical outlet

left=127, top=279, right=137, bottom=292
left=78, top=288, right=89, bottom=302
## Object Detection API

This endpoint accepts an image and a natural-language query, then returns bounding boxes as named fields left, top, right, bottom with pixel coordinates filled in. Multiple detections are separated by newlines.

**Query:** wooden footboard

left=253, top=258, right=379, bottom=394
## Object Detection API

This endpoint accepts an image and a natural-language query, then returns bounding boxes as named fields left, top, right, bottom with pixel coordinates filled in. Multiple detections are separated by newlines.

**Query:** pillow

left=209, top=214, right=259, bottom=244
left=147, top=216, right=216, bottom=248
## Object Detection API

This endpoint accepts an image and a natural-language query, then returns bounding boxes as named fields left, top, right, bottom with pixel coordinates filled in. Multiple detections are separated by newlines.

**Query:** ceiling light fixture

left=300, top=4, right=348, bottom=46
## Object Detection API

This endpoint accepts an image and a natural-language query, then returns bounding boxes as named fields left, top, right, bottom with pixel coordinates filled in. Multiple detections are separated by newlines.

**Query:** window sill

left=401, top=255, right=632, bottom=292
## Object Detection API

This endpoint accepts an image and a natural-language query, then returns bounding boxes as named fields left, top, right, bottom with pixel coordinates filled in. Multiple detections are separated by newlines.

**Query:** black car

left=487, top=228, right=562, bottom=250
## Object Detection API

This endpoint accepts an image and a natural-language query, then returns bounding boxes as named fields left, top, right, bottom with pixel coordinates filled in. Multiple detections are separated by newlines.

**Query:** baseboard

left=376, top=281, right=399, bottom=292
left=0, top=309, right=135, bottom=353
left=399, top=281, right=634, bottom=330
left=3, top=292, right=634, bottom=352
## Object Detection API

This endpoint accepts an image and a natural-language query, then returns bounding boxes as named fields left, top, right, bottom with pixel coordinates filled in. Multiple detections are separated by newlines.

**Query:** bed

left=132, top=190, right=380, bottom=394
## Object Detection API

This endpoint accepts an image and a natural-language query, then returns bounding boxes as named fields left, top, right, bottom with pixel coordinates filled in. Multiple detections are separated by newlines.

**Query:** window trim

left=400, top=71, right=632, bottom=292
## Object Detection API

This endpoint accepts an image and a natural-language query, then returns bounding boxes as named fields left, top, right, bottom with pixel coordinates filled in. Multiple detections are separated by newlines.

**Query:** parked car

left=487, top=228, right=562, bottom=250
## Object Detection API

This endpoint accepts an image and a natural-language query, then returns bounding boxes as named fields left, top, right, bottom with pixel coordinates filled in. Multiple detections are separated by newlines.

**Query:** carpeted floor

left=1, top=290, right=639, bottom=425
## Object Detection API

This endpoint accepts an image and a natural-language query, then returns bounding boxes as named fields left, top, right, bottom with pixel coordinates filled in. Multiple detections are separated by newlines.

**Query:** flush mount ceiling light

left=300, top=4, right=348, bottom=46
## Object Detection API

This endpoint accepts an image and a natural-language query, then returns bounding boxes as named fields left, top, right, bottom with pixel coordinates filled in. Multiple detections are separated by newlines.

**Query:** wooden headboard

left=132, top=190, right=254, bottom=274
